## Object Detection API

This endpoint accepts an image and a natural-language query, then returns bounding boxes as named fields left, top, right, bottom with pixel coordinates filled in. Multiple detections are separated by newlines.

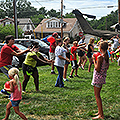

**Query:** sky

left=29, top=0, right=118, bottom=20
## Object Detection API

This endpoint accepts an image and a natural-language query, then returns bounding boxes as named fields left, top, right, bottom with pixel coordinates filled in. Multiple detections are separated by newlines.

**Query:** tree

left=0, top=24, right=23, bottom=40
left=47, top=9, right=60, bottom=17
left=64, top=12, right=75, bottom=18
left=0, top=0, right=37, bottom=19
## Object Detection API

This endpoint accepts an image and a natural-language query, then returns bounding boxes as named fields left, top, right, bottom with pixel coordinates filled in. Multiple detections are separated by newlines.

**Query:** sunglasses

left=11, top=38, right=14, bottom=40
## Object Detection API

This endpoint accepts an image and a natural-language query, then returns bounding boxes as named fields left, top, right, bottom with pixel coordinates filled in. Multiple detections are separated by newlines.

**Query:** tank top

left=10, top=81, right=22, bottom=101
left=92, top=56, right=109, bottom=85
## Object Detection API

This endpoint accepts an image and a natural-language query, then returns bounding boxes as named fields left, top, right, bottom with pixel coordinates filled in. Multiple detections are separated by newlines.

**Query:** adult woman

left=54, top=39, right=70, bottom=88
left=87, top=38, right=97, bottom=72
left=22, top=42, right=52, bottom=92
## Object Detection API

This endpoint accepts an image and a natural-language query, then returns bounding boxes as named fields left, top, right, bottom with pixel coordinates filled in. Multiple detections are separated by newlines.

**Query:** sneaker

left=22, top=91, right=26, bottom=93
left=81, top=65, right=84, bottom=70
left=0, top=89, right=10, bottom=96
left=51, top=71, right=56, bottom=74
left=74, top=75, right=80, bottom=78
left=69, top=75, right=74, bottom=78
left=63, top=78, right=69, bottom=81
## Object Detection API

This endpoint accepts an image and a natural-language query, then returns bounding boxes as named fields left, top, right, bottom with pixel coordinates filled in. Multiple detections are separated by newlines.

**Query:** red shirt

left=49, top=41, right=56, bottom=53
left=70, top=46, right=77, bottom=61
left=0, top=44, right=19, bottom=67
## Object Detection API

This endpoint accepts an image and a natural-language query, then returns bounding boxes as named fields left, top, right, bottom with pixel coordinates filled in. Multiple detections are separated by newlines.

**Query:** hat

left=52, top=32, right=58, bottom=37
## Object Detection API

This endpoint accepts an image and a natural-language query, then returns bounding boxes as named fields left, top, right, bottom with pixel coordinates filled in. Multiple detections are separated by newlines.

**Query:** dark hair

left=30, top=41, right=39, bottom=49
left=5, top=35, right=14, bottom=44
left=100, top=41, right=109, bottom=63
left=56, top=38, right=62, bottom=45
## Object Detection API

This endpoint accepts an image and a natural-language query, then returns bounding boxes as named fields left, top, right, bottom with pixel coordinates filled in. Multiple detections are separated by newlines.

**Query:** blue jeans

left=55, top=66, right=64, bottom=88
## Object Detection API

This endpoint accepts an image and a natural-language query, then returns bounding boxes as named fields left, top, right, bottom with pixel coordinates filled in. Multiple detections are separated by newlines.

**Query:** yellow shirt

left=24, top=51, right=41, bottom=68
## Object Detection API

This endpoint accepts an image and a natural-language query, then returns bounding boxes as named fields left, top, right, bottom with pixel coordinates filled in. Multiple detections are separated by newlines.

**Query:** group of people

left=0, top=33, right=118, bottom=119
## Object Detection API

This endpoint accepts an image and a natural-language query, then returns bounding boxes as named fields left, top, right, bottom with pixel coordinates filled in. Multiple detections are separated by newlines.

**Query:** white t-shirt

left=112, top=38, right=119, bottom=49
left=54, top=46, right=67, bottom=68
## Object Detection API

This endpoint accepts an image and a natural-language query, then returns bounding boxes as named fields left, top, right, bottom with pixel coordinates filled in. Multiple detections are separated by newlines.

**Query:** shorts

left=22, top=63, right=37, bottom=75
left=49, top=52, right=55, bottom=60
left=71, top=60, right=78, bottom=69
left=0, top=65, right=13, bottom=79
left=87, top=52, right=92, bottom=58
left=91, top=83, right=102, bottom=88
left=65, top=60, right=70, bottom=65
left=10, top=100, right=21, bottom=107
left=78, top=51, right=84, bottom=57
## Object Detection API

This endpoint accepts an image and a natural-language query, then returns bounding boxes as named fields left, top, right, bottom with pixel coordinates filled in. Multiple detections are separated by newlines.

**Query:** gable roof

left=34, top=18, right=77, bottom=33
left=0, top=17, right=14, bottom=22
left=17, top=18, right=35, bottom=30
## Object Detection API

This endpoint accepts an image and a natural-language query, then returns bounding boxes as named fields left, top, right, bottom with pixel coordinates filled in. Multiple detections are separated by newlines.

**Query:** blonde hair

left=73, top=41, right=78, bottom=44
left=63, top=37, right=69, bottom=42
left=89, top=38, right=94, bottom=44
left=8, top=67, right=20, bottom=91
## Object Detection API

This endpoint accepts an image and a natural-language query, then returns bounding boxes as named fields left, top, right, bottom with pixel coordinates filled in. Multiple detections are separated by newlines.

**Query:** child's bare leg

left=63, top=64, right=68, bottom=79
left=88, top=58, right=92, bottom=72
left=92, top=86, right=104, bottom=119
left=82, top=56, right=87, bottom=67
left=70, top=69, right=74, bottom=76
left=2, top=101, right=12, bottom=120
left=13, top=106, right=28, bottom=120
left=75, top=68, right=77, bottom=76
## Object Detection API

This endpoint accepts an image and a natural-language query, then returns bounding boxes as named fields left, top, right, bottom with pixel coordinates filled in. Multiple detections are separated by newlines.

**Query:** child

left=91, top=41, right=109, bottom=119
left=87, top=38, right=97, bottom=72
left=2, top=67, right=28, bottom=120
left=69, top=41, right=85, bottom=78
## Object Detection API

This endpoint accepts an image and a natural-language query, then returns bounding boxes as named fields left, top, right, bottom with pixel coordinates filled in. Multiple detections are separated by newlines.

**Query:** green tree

left=64, top=12, right=75, bottom=18
left=0, top=24, right=23, bottom=40
left=47, top=9, right=60, bottom=17
left=88, top=10, right=118, bottom=31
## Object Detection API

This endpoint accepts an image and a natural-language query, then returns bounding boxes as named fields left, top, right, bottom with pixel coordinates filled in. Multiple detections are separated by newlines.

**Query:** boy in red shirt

left=69, top=41, right=85, bottom=78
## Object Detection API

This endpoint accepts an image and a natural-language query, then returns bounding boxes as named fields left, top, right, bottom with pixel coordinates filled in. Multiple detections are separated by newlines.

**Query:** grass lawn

left=0, top=60, right=120, bottom=120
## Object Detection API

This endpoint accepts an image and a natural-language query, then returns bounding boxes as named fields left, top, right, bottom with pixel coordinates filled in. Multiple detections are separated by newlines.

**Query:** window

left=27, top=25, right=30, bottom=30
left=53, top=22, right=55, bottom=28
left=51, top=22, right=52, bottom=27
left=48, top=22, right=50, bottom=28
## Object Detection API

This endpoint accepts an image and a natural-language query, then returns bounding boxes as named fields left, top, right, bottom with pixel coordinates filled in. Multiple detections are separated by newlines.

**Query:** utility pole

left=118, top=0, right=120, bottom=24
left=61, top=0, right=63, bottom=38
left=13, top=0, right=18, bottom=38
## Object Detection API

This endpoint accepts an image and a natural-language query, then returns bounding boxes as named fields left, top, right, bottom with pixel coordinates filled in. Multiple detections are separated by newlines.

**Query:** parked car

left=14, top=44, right=49, bottom=66
left=14, top=39, right=50, bottom=56
left=0, top=43, right=19, bottom=68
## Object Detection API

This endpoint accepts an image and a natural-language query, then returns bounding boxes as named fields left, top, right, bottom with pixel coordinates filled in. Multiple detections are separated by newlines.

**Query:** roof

left=34, top=18, right=77, bottom=33
left=17, top=18, right=35, bottom=29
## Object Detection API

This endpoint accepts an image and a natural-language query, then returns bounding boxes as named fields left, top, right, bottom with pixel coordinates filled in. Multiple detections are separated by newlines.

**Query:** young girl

left=62, top=37, right=71, bottom=81
left=87, top=38, right=97, bottom=72
left=3, top=67, right=28, bottom=120
left=91, top=41, right=109, bottom=119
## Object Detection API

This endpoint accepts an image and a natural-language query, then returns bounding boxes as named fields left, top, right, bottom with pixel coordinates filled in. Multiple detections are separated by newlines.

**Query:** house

left=34, top=17, right=82, bottom=39
left=0, top=17, right=35, bottom=36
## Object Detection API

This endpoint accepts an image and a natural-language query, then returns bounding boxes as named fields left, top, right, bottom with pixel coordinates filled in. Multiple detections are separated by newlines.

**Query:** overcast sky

left=29, top=0, right=118, bottom=19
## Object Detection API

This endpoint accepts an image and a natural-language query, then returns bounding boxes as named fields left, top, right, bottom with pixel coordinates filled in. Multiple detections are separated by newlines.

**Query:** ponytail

left=14, top=74, right=20, bottom=91
left=8, top=67, right=20, bottom=91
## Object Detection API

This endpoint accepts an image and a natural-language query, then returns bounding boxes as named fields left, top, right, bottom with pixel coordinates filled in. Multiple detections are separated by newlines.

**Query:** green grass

left=0, top=60, right=120, bottom=120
